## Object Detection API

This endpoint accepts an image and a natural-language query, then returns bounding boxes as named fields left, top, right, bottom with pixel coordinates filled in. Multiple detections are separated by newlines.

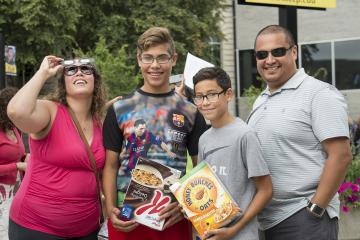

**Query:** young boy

left=192, top=67, right=272, bottom=240
left=102, top=27, right=207, bottom=240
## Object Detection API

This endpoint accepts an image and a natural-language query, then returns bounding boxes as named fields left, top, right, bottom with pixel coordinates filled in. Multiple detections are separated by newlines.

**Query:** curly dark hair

left=0, top=87, right=18, bottom=131
left=48, top=61, right=107, bottom=120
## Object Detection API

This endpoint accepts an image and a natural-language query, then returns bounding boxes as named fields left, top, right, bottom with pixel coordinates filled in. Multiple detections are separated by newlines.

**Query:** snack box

left=122, top=157, right=181, bottom=230
left=170, top=161, right=242, bottom=239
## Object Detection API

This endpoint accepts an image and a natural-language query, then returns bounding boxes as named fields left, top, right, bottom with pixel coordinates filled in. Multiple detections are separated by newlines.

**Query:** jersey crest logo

left=173, top=114, right=185, bottom=127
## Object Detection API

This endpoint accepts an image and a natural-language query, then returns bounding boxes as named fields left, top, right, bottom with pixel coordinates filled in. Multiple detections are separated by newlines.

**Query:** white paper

left=183, top=53, right=214, bottom=89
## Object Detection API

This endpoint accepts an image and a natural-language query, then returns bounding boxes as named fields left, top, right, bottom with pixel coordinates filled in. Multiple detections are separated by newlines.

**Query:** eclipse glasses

left=59, top=58, right=95, bottom=76
left=59, top=58, right=95, bottom=66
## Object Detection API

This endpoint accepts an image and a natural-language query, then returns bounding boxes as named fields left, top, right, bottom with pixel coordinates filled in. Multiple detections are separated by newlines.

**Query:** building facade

left=220, top=0, right=360, bottom=121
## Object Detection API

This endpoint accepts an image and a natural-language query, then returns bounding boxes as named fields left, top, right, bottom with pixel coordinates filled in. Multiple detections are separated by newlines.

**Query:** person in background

left=5, top=47, right=16, bottom=65
left=247, top=25, right=352, bottom=240
left=102, top=26, right=207, bottom=240
left=353, top=116, right=360, bottom=155
left=0, top=87, right=27, bottom=240
left=174, top=77, right=194, bottom=102
left=193, top=67, right=272, bottom=240
left=7, top=56, right=107, bottom=240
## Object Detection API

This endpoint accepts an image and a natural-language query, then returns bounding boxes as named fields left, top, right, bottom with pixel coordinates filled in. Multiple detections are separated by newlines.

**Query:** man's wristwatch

left=306, top=199, right=325, bottom=218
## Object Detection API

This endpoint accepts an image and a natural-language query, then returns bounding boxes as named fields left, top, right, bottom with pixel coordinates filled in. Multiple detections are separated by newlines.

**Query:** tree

left=79, top=0, right=225, bottom=97
left=1, top=0, right=82, bottom=87
left=88, top=37, right=140, bottom=98
left=1, top=0, right=225, bottom=96
left=76, top=0, right=224, bottom=71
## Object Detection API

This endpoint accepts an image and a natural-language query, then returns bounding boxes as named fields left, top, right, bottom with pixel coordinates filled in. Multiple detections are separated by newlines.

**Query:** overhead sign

left=245, top=0, right=336, bottom=8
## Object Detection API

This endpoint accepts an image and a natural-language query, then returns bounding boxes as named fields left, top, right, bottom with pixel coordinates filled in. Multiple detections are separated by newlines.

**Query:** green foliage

left=1, top=0, right=81, bottom=65
left=1, top=0, right=224, bottom=93
left=243, top=85, right=263, bottom=107
left=242, top=76, right=265, bottom=107
left=88, top=38, right=140, bottom=98
left=74, top=0, right=224, bottom=73
left=345, top=154, right=360, bottom=183
left=338, top=143, right=360, bottom=213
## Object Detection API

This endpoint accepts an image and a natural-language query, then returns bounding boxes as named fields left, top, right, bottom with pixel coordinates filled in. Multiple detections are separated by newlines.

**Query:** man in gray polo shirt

left=247, top=25, right=352, bottom=240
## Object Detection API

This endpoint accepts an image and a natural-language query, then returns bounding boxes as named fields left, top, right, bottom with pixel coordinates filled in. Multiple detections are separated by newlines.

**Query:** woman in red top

left=0, top=87, right=27, bottom=240
left=7, top=56, right=107, bottom=240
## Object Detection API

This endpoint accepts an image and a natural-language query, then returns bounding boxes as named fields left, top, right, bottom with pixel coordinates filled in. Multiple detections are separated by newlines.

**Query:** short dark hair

left=254, top=25, right=295, bottom=49
left=193, top=67, right=231, bottom=91
left=134, top=119, right=146, bottom=127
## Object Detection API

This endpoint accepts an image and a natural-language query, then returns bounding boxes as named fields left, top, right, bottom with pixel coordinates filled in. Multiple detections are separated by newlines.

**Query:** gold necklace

left=80, top=119, right=92, bottom=133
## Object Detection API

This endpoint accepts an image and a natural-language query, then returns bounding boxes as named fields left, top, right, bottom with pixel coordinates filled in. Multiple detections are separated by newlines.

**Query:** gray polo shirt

left=247, top=68, right=349, bottom=230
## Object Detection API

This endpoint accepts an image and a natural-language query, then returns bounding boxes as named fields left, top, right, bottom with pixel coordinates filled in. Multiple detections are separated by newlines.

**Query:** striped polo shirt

left=247, top=68, right=349, bottom=230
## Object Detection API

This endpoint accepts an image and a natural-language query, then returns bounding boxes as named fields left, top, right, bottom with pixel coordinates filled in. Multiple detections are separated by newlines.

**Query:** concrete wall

left=235, top=0, right=360, bottom=50
left=342, top=90, right=360, bottom=122
left=297, top=1, right=360, bottom=43
left=235, top=5, right=278, bottom=50
left=339, top=210, right=360, bottom=240
left=220, top=0, right=237, bottom=115
left=222, top=4, right=360, bottom=238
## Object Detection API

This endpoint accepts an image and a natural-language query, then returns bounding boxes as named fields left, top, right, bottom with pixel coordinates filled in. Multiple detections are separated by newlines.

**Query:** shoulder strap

left=67, top=107, right=104, bottom=222
left=67, top=107, right=99, bottom=181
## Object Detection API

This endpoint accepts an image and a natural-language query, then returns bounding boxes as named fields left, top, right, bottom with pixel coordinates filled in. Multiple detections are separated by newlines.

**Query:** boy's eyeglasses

left=193, top=90, right=227, bottom=105
left=255, top=46, right=293, bottom=60
left=140, top=54, right=172, bottom=64
left=64, top=65, right=94, bottom=76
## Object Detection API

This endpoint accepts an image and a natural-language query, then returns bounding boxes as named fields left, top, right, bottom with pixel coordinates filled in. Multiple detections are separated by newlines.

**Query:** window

left=238, top=38, right=360, bottom=93
left=206, top=37, right=221, bottom=67
left=335, top=39, right=360, bottom=90
left=300, top=43, right=332, bottom=84
left=299, top=38, right=360, bottom=90
left=238, top=49, right=262, bottom=95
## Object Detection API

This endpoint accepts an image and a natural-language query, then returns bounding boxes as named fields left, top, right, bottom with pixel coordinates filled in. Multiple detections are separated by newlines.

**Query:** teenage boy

left=102, top=27, right=207, bottom=240
left=192, top=67, right=272, bottom=240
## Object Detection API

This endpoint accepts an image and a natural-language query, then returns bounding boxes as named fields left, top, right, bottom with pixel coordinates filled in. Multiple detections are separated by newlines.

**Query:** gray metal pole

left=0, top=30, right=5, bottom=89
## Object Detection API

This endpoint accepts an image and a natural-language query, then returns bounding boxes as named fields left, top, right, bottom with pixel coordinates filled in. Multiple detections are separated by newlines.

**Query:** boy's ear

left=226, top=88, right=234, bottom=102
left=137, top=54, right=141, bottom=67
left=171, top=53, right=178, bottom=67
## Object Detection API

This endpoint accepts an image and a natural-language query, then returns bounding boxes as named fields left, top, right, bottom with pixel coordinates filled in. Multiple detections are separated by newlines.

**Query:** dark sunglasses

left=255, top=46, right=293, bottom=60
left=64, top=65, right=94, bottom=76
